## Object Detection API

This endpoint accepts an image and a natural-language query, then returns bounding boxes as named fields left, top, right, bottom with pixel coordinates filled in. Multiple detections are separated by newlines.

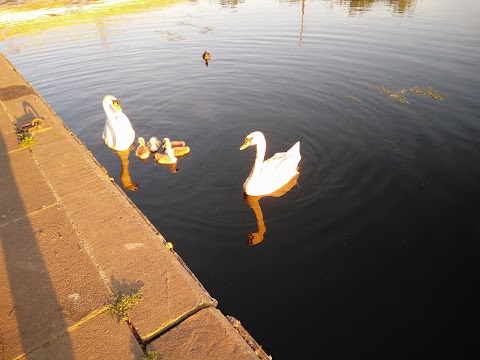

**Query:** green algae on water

left=425, top=86, right=446, bottom=100
left=379, top=84, right=446, bottom=105
left=409, top=85, right=446, bottom=100
left=379, top=85, right=410, bottom=104
left=346, top=96, right=362, bottom=105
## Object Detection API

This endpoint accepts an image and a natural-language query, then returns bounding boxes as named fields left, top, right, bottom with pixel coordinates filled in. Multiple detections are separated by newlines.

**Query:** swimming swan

left=162, top=138, right=190, bottom=156
left=135, top=137, right=151, bottom=160
left=154, top=141, right=177, bottom=165
left=102, top=95, right=135, bottom=151
left=240, top=131, right=301, bottom=196
left=147, top=136, right=161, bottom=152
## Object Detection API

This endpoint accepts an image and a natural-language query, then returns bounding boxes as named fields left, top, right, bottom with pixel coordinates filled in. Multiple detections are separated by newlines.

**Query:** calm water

left=1, top=0, right=480, bottom=358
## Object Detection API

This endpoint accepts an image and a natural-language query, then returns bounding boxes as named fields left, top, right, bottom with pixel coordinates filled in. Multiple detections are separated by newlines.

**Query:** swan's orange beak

left=240, top=139, right=250, bottom=150
left=112, top=99, right=122, bottom=111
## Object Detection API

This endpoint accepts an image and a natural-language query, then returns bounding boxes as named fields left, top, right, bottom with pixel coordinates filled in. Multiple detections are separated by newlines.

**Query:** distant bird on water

left=202, top=50, right=211, bottom=66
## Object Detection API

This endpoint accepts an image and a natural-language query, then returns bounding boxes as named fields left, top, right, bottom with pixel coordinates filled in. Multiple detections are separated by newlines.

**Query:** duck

left=162, top=138, right=190, bottom=156
left=240, top=131, right=301, bottom=196
left=202, top=50, right=211, bottom=66
left=154, top=141, right=177, bottom=165
left=135, top=137, right=151, bottom=160
left=147, top=136, right=161, bottom=152
left=163, top=138, right=186, bottom=148
left=102, top=95, right=135, bottom=151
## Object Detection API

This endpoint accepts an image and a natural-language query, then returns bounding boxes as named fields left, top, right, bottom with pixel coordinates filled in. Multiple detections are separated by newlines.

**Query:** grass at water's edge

left=0, top=0, right=185, bottom=41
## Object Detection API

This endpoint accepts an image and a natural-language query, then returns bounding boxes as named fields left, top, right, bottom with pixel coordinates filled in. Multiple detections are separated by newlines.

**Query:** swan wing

left=262, top=141, right=301, bottom=174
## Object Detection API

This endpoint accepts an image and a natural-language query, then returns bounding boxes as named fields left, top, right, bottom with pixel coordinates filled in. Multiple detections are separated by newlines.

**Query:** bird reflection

left=156, top=162, right=179, bottom=174
left=243, top=174, right=299, bottom=245
left=113, top=144, right=138, bottom=191
left=299, top=0, right=305, bottom=47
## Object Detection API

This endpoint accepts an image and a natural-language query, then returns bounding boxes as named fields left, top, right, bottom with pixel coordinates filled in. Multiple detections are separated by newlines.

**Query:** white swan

left=240, top=131, right=301, bottom=196
left=102, top=95, right=135, bottom=151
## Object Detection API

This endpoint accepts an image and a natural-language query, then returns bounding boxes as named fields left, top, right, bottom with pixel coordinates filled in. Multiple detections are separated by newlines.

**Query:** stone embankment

left=0, top=52, right=271, bottom=360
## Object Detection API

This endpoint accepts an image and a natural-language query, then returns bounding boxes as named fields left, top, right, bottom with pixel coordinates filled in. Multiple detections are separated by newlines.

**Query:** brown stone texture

left=0, top=148, right=58, bottom=225
left=148, top=308, right=260, bottom=360
left=0, top=205, right=111, bottom=358
left=0, top=110, right=19, bottom=154
left=26, top=312, right=144, bottom=360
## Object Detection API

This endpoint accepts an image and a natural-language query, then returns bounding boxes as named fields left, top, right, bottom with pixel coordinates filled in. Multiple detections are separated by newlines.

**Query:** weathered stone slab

left=147, top=308, right=259, bottom=360
left=0, top=92, right=64, bottom=133
left=0, top=110, right=19, bottom=154
left=0, top=149, right=57, bottom=226
left=0, top=205, right=111, bottom=359
left=26, top=312, right=144, bottom=360
left=0, top=56, right=28, bottom=88
left=0, top=85, right=35, bottom=102
left=30, top=124, right=217, bottom=342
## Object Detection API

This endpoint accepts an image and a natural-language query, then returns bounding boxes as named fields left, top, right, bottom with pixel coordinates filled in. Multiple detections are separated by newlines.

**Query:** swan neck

left=103, top=99, right=118, bottom=119
left=252, top=140, right=266, bottom=173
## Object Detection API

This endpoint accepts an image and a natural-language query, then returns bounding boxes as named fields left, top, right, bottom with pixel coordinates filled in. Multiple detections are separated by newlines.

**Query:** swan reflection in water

left=243, top=173, right=299, bottom=246
left=113, top=145, right=138, bottom=191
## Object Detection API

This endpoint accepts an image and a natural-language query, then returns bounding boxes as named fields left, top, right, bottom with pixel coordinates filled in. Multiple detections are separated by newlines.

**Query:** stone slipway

left=0, top=52, right=271, bottom=360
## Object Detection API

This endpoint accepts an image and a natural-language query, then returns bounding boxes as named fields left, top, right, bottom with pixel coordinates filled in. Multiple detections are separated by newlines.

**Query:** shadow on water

left=0, top=104, right=73, bottom=357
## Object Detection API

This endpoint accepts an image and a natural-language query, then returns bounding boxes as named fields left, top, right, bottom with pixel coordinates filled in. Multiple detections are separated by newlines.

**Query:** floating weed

left=140, top=349, right=160, bottom=360
left=380, top=84, right=446, bottom=105
left=389, top=90, right=410, bottom=104
left=378, top=85, right=394, bottom=95
left=379, top=85, right=410, bottom=104
left=107, top=288, right=143, bottom=324
left=16, top=129, right=35, bottom=148
left=409, top=86, right=446, bottom=100
left=425, top=86, right=446, bottom=101
left=409, top=86, right=424, bottom=94
left=346, top=96, right=362, bottom=105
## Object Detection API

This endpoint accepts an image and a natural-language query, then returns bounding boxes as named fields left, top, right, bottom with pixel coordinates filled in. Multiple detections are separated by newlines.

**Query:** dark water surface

left=1, top=0, right=479, bottom=358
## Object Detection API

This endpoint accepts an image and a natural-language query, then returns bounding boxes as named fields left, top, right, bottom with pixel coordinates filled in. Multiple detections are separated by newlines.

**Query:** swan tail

left=287, top=141, right=300, bottom=156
